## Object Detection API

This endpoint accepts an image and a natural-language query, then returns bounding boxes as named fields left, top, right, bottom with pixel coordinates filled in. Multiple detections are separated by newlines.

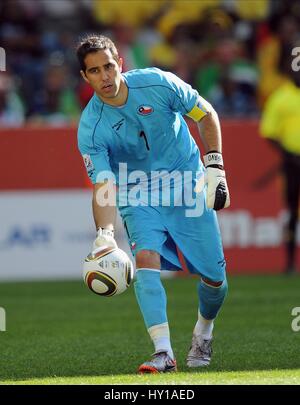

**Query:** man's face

left=81, top=49, right=123, bottom=102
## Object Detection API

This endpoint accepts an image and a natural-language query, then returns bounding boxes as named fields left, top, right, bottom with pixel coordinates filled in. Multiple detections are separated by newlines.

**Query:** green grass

left=0, top=275, right=300, bottom=385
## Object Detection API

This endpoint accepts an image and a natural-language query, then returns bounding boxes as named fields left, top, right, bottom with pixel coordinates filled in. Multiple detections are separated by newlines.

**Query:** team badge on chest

left=137, top=105, right=154, bottom=115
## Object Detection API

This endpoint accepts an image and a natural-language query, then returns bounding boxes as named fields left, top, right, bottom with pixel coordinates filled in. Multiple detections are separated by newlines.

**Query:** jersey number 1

left=139, top=131, right=150, bottom=151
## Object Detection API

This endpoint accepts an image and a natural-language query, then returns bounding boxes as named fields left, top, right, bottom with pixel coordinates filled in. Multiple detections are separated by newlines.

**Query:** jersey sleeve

left=161, top=70, right=213, bottom=121
left=78, top=124, right=115, bottom=185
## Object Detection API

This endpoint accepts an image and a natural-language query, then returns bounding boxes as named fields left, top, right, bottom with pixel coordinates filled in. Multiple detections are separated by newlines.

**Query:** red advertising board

left=0, top=121, right=297, bottom=273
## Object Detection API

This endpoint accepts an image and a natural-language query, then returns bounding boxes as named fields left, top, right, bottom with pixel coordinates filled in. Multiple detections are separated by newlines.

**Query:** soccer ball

left=83, top=246, right=134, bottom=297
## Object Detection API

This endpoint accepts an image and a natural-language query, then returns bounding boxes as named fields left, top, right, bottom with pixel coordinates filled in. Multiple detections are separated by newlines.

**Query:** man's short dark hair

left=76, top=34, right=119, bottom=72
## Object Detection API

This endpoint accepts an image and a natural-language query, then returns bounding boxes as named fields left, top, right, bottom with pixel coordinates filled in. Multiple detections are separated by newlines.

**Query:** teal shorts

left=119, top=189, right=226, bottom=282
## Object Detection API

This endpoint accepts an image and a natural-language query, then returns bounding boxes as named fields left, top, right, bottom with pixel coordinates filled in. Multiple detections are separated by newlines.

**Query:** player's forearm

left=196, top=109, right=230, bottom=210
left=197, top=109, right=222, bottom=153
left=93, top=203, right=116, bottom=231
left=92, top=182, right=116, bottom=231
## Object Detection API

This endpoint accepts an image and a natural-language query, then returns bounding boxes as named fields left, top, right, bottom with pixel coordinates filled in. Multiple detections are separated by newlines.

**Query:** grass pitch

left=0, top=275, right=300, bottom=385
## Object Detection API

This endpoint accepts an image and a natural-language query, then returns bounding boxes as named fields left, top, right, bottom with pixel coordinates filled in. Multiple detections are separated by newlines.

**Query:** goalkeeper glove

left=93, top=227, right=117, bottom=251
left=203, top=151, right=230, bottom=211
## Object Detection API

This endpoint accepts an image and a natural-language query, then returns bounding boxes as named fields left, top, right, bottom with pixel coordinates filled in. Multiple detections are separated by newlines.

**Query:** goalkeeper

left=77, top=34, right=230, bottom=373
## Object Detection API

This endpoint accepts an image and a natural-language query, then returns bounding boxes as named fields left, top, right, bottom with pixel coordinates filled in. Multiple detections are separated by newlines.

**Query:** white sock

left=148, top=322, right=174, bottom=359
left=194, top=312, right=214, bottom=340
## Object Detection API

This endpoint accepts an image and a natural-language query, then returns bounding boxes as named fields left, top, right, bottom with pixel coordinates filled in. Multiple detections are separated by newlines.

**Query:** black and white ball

left=83, top=246, right=134, bottom=297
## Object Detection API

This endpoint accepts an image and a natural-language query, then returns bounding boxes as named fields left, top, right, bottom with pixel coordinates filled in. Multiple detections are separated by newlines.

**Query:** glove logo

left=214, top=181, right=227, bottom=210
left=207, top=154, right=222, bottom=164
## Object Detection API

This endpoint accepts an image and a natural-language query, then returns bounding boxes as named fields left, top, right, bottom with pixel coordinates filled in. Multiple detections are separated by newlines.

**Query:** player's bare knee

left=136, top=250, right=160, bottom=270
left=201, top=277, right=223, bottom=287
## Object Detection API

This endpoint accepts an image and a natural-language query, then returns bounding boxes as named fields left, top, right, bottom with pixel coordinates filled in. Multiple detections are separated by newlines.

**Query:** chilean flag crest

left=137, top=105, right=154, bottom=115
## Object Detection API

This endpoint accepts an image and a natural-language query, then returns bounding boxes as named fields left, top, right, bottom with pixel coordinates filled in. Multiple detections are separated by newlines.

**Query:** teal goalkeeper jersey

left=77, top=67, right=208, bottom=188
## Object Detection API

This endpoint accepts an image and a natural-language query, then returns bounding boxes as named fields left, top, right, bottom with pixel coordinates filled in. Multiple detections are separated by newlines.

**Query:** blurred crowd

left=0, top=0, right=300, bottom=127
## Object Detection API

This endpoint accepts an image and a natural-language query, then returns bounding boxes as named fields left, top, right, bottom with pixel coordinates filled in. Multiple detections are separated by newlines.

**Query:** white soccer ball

left=83, top=246, right=134, bottom=297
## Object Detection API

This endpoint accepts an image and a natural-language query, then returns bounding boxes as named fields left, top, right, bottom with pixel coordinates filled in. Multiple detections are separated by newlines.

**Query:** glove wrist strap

left=203, top=151, right=224, bottom=168
left=96, top=227, right=114, bottom=238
